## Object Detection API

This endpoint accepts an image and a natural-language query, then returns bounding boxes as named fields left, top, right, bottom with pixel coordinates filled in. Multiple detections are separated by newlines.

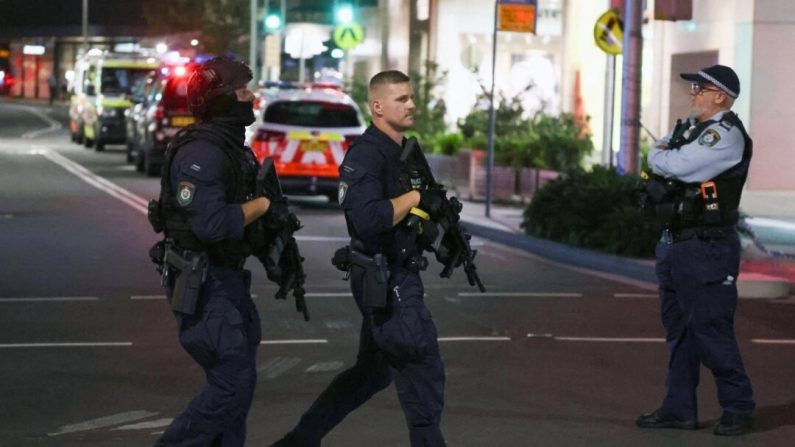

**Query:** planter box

left=519, top=168, right=560, bottom=202
left=467, top=149, right=516, bottom=201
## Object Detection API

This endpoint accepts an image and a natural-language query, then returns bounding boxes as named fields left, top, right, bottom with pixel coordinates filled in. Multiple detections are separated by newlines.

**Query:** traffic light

left=335, top=4, right=354, bottom=24
left=263, top=6, right=283, bottom=32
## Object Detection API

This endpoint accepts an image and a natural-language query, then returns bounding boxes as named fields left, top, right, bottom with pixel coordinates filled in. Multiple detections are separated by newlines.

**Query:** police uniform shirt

left=648, top=111, right=744, bottom=183
left=171, top=140, right=245, bottom=244
left=338, top=125, right=406, bottom=254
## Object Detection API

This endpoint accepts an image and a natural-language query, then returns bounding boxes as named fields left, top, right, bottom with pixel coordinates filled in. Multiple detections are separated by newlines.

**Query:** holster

left=163, top=244, right=208, bottom=315
left=334, top=246, right=391, bottom=308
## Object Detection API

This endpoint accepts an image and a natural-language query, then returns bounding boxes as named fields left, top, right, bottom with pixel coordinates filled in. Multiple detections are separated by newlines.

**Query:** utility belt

left=662, top=225, right=735, bottom=244
left=149, top=240, right=208, bottom=315
left=331, top=245, right=427, bottom=308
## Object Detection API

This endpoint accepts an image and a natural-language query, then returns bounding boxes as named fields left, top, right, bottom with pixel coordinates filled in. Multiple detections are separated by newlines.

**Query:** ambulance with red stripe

left=248, top=85, right=365, bottom=201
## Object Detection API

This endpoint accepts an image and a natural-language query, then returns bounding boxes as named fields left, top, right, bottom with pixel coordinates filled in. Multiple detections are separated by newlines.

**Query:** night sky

left=0, top=0, right=147, bottom=32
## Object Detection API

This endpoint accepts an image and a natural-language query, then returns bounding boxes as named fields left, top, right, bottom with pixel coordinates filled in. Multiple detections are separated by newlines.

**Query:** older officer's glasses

left=690, top=82, right=722, bottom=95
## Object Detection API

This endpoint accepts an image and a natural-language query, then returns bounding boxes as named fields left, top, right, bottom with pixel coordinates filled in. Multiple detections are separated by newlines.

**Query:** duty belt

left=663, top=226, right=735, bottom=244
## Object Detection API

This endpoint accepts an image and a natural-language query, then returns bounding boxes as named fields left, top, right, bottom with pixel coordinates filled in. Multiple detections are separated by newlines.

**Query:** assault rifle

left=400, top=137, right=485, bottom=292
left=251, top=157, right=309, bottom=321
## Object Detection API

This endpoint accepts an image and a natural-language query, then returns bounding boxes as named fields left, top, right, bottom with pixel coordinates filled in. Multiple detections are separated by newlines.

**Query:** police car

left=248, top=84, right=366, bottom=201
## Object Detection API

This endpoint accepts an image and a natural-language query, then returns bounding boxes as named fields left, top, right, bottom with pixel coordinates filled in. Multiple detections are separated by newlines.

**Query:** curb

left=460, top=220, right=657, bottom=284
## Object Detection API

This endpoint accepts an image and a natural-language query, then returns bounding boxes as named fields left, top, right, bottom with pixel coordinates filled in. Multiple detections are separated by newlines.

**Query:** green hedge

left=521, top=166, right=662, bottom=257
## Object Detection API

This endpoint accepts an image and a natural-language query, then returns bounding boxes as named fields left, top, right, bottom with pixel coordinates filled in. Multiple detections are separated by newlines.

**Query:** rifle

left=251, top=157, right=310, bottom=321
left=400, top=137, right=485, bottom=292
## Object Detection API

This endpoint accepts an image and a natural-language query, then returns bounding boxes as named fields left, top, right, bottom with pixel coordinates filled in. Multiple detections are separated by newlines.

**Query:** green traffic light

left=336, top=5, right=354, bottom=24
left=265, top=14, right=282, bottom=30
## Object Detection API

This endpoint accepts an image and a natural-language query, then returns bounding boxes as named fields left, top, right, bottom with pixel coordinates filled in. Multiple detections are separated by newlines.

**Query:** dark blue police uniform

left=156, top=131, right=262, bottom=447
left=286, top=125, right=446, bottom=447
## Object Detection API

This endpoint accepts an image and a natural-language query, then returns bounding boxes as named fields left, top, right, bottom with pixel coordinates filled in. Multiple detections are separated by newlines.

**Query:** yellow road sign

left=594, top=9, right=623, bottom=55
left=333, top=23, right=364, bottom=51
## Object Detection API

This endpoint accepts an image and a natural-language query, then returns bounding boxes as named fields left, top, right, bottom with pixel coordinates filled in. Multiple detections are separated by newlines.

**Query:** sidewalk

left=458, top=194, right=795, bottom=299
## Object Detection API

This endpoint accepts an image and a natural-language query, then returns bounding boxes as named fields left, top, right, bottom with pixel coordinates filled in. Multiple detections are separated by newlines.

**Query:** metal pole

left=602, top=54, right=615, bottom=169
left=618, top=0, right=643, bottom=175
left=82, top=0, right=88, bottom=52
left=485, top=0, right=498, bottom=218
left=249, top=0, right=258, bottom=86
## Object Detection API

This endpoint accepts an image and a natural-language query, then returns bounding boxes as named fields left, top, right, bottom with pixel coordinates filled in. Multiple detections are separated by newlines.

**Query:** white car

left=247, top=84, right=366, bottom=201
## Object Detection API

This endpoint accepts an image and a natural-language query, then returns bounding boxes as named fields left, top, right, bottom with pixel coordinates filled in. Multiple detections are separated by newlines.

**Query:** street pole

left=602, top=54, right=616, bottom=169
left=485, top=0, right=499, bottom=218
left=249, top=0, right=258, bottom=86
left=82, top=0, right=88, bottom=53
left=618, top=0, right=642, bottom=175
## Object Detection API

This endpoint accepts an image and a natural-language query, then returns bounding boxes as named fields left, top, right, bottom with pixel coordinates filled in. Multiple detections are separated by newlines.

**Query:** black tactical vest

left=156, top=123, right=258, bottom=266
left=648, top=111, right=752, bottom=229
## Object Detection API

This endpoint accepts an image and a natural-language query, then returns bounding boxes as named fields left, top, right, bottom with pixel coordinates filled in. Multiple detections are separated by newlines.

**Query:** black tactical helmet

left=187, top=57, right=253, bottom=120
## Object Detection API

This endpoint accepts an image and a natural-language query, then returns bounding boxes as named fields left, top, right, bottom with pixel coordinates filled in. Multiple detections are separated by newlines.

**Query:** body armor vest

left=647, top=111, right=752, bottom=229
left=155, top=123, right=258, bottom=266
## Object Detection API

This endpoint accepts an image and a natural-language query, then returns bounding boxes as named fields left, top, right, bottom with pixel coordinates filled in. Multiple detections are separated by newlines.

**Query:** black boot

left=636, top=410, right=698, bottom=430
left=713, top=412, right=753, bottom=436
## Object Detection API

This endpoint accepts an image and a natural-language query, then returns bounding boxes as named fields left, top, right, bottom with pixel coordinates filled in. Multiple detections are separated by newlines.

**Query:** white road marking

left=458, top=292, right=582, bottom=298
left=48, top=410, right=157, bottom=436
left=112, top=418, right=173, bottom=431
left=5, top=104, right=64, bottom=139
left=0, top=342, right=133, bottom=348
left=553, top=336, right=665, bottom=343
left=325, top=320, right=353, bottom=329
left=751, top=339, right=795, bottom=345
left=614, top=293, right=659, bottom=298
left=295, top=235, right=350, bottom=242
left=35, top=146, right=149, bottom=215
left=260, top=339, right=328, bottom=345
left=258, top=356, right=302, bottom=379
left=0, top=297, right=98, bottom=302
left=438, top=336, right=511, bottom=342
left=131, top=295, right=166, bottom=300
left=305, top=292, right=353, bottom=297
left=306, top=361, right=345, bottom=372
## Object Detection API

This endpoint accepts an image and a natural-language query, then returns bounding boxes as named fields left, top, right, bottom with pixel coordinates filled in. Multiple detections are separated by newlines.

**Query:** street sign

left=333, top=22, right=365, bottom=51
left=594, top=9, right=623, bottom=55
left=497, top=0, right=537, bottom=34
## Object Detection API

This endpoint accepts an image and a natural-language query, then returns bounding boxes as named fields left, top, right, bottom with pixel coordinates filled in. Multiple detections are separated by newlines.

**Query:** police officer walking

left=270, top=70, right=447, bottom=447
left=637, top=64, right=755, bottom=436
left=149, top=57, right=271, bottom=446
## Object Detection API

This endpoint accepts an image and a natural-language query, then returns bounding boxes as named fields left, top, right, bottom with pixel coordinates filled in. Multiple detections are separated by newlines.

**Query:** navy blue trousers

left=290, top=267, right=446, bottom=447
left=156, top=268, right=262, bottom=447
left=655, top=231, right=754, bottom=420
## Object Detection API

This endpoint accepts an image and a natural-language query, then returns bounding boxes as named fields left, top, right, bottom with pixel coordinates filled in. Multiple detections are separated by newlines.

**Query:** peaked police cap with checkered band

left=680, top=64, right=740, bottom=99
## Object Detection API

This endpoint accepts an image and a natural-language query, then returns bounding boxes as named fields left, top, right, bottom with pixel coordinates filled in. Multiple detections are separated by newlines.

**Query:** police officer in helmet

left=151, top=57, right=271, bottom=446
left=270, top=70, right=447, bottom=447
left=637, top=64, right=755, bottom=436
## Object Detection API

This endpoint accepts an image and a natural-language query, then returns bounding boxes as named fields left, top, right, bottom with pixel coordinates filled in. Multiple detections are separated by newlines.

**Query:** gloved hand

left=418, top=189, right=445, bottom=216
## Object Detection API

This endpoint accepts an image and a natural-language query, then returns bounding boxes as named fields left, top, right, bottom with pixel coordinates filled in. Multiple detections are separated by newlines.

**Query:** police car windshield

left=101, top=68, right=153, bottom=95
left=264, top=101, right=360, bottom=128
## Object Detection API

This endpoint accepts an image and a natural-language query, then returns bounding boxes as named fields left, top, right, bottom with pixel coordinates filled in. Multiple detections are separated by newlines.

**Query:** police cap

left=680, top=64, right=740, bottom=99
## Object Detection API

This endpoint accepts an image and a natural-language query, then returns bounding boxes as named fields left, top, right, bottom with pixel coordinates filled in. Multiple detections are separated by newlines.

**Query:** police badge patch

left=338, top=182, right=348, bottom=203
left=698, top=129, right=721, bottom=147
left=177, top=182, right=196, bottom=207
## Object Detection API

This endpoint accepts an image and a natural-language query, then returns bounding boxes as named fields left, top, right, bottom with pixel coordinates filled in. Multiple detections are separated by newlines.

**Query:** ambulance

left=248, top=85, right=366, bottom=201
left=68, top=50, right=159, bottom=151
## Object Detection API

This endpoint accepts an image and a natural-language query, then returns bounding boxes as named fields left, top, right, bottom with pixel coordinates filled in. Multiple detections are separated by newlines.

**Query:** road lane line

left=4, top=104, right=64, bottom=139
left=614, top=293, right=659, bottom=298
left=751, top=339, right=795, bottom=345
left=34, top=147, right=149, bottom=214
left=258, top=356, right=302, bottom=379
left=306, top=361, right=345, bottom=373
left=553, top=336, right=665, bottom=343
left=0, top=342, right=133, bottom=348
left=438, top=336, right=511, bottom=342
left=131, top=295, right=167, bottom=300
left=0, top=297, right=99, bottom=302
left=48, top=410, right=157, bottom=436
left=295, top=236, right=350, bottom=242
left=305, top=292, right=353, bottom=297
left=260, top=339, right=328, bottom=345
left=112, top=418, right=173, bottom=431
left=458, top=292, right=582, bottom=298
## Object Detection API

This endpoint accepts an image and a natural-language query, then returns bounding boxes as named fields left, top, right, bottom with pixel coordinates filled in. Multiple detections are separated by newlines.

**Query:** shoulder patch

left=338, top=181, right=348, bottom=203
left=177, top=181, right=196, bottom=207
left=698, top=129, right=721, bottom=147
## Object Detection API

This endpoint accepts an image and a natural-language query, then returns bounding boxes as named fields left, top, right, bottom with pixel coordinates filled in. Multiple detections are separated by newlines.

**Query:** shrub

left=522, top=166, right=662, bottom=257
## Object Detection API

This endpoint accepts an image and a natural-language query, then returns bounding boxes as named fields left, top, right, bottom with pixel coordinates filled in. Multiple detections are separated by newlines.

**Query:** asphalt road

left=0, top=100, right=793, bottom=446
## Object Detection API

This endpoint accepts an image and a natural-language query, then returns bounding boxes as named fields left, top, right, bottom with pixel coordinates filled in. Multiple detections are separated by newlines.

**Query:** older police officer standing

left=636, top=64, right=755, bottom=436
left=271, top=70, right=447, bottom=447
left=149, top=57, right=271, bottom=446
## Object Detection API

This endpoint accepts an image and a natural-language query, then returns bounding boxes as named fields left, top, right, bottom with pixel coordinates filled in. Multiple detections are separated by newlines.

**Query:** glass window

left=264, top=101, right=360, bottom=128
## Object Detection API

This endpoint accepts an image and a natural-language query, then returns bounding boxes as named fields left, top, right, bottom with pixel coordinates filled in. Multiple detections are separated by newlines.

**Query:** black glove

left=418, top=189, right=445, bottom=216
